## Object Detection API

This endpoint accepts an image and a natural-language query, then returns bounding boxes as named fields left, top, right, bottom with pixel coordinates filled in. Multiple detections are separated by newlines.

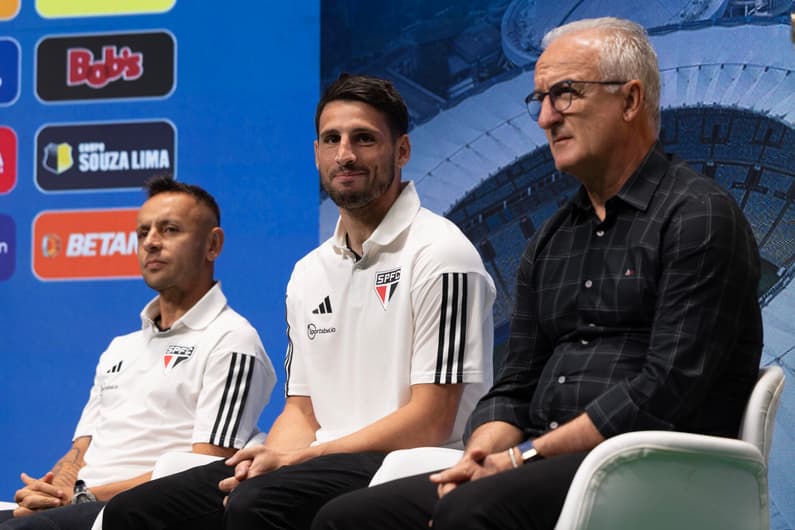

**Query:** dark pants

left=312, top=451, right=589, bottom=530
left=103, top=452, right=385, bottom=530
left=0, top=502, right=105, bottom=530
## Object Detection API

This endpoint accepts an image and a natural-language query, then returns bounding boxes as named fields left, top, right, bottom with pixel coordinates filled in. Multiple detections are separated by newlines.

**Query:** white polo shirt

left=74, top=283, right=275, bottom=487
left=285, top=182, right=495, bottom=448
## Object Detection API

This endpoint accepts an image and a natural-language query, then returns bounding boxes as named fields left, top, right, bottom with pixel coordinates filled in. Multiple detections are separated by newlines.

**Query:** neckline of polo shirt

left=140, top=281, right=227, bottom=332
left=363, top=181, right=421, bottom=252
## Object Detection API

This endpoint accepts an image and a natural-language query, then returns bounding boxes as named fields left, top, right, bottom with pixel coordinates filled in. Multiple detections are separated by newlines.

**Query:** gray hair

left=542, top=17, right=660, bottom=133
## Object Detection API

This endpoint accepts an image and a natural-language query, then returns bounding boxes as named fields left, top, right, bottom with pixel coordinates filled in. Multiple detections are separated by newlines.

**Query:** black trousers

left=102, top=452, right=385, bottom=530
left=312, top=451, right=589, bottom=530
left=0, top=502, right=106, bottom=530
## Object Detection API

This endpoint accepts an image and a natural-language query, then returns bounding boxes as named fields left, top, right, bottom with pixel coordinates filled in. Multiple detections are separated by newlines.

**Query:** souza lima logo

left=36, top=120, right=175, bottom=192
left=36, top=31, right=174, bottom=102
left=307, top=323, right=336, bottom=340
left=163, top=345, right=195, bottom=371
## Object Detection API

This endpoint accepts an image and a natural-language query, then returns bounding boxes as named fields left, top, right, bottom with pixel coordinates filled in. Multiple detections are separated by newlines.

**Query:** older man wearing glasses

left=311, top=16, right=763, bottom=530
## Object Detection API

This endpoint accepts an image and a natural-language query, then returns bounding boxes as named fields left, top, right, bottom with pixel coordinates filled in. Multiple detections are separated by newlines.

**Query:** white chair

left=367, top=366, right=785, bottom=530
left=90, top=430, right=267, bottom=530
left=555, top=365, right=784, bottom=530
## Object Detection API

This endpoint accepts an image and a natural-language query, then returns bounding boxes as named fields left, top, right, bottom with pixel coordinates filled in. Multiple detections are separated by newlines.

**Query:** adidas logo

left=106, top=360, right=123, bottom=374
left=312, top=295, right=333, bottom=314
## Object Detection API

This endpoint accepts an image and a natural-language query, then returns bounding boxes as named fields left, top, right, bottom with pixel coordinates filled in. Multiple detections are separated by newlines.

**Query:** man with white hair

left=311, top=17, right=762, bottom=530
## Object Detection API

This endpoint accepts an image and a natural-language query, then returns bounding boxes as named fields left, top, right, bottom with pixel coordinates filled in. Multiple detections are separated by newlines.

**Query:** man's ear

left=206, top=227, right=224, bottom=262
left=395, top=134, right=411, bottom=169
left=622, top=80, right=644, bottom=123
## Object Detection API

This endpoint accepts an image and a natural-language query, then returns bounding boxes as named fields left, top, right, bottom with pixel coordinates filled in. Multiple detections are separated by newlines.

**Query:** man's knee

left=0, top=513, right=57, bottom=530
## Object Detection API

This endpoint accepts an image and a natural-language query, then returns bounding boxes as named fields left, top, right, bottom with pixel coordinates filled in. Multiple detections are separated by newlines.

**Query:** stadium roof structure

left=320, top=20, right=795, bottom=528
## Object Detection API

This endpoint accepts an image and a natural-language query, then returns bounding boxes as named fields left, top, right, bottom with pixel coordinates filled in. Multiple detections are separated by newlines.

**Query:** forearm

left=532, top=413, right=604, bottom=458
left=464, top=421, right=524, bottom=456
left=49, top=437, right=90, bottom=493
left=262, top=398, right=321, bottom=452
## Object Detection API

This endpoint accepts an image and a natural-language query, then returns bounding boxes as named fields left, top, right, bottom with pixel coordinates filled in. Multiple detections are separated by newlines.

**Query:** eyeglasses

left=525, top=79, right=627, bottom=121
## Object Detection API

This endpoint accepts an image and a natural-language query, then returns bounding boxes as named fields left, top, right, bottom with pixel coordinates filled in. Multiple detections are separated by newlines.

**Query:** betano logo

left=33, top=208, right=141, bottom=281
left=36, top=0, right=175, bottom=18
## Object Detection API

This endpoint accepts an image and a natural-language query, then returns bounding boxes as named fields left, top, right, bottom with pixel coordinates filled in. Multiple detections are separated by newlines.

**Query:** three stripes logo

left=209, top=352, right=255, bottom=447
left=106, top=360, right=123, bottom=374
left=163, top=344, right=195, bottom=371
left=312, top=296, right=332, bottom=314
left=374, top=267, right=401, bottom=310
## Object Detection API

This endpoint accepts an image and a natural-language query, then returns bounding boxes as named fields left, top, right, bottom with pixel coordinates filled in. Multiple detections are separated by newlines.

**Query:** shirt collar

left=331, top=181, right=421, bottom=255
left=570, top=142, right=666, bottom=216
left=140, top=282, right=227, bottom=334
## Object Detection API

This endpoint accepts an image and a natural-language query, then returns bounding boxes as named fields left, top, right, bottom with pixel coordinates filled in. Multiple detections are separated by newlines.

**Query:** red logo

left=374, top=267, right=401, bottom=310
left=68, top=46, right=143, bottom=88
left=163, top=345, right=195, bottom=371
left=0, top=126, right=17, bottom=194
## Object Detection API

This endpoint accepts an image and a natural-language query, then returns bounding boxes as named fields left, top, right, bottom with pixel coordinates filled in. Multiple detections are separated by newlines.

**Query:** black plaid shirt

left=466, top=143, right=763, bottom=441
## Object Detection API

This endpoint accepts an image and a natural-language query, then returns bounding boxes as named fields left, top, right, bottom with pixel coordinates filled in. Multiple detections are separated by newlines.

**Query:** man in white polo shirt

left=0, top=177, right=276, bottom=530
left=102, top=74, right=496, bottom=530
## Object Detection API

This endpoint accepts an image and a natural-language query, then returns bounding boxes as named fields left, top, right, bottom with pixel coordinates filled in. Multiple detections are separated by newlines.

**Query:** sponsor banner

left=0, top=213, right=15, bottom=281
left=37, top=31, right=175, bottom=102
left=0, top=0, right=21, bottom=20
left=0, top=38, right=20, bottom=106
left=32, top=208, right=140, bottom=281
left=0, top=126, right=17, bottom=194
left=36, top=0, right=175, bottom=18
left=35, top=120, right=176, bottom=192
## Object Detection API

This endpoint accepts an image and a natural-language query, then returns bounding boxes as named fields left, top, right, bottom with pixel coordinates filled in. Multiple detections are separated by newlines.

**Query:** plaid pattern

left=466, top=144, right=763, bottom=441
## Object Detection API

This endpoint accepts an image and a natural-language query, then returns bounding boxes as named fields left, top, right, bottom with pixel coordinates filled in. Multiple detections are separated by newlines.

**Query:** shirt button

left=584, top=280, right=593, bottom=288
left=595, top=229, right=605, bottom=237
left=549, top=421, right=559, bottom=429
left=557, top=375, right=566, bottom=384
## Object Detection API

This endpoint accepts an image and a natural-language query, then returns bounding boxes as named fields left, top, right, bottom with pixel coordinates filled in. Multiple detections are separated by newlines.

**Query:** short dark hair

left=144, top=175, right=221, bottom=227
left=315, top=73, right=409, bottom=138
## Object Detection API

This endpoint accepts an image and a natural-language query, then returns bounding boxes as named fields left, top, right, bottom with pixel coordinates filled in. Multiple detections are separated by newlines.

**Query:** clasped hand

left=429, top=447, right=514, bottom=498
left=218, top=445, right=308, bottom=497
left=13, top=472, right=70, bottom=517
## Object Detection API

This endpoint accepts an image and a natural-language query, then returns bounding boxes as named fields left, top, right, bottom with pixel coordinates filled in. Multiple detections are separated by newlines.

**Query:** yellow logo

left=0, top=0, right=21, bottom=20
left=36, top=0, right=175, bottom=18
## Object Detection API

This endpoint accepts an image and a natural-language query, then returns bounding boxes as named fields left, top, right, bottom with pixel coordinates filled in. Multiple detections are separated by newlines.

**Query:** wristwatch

left=71, top=480, right=97, bottom=504
left=517, top=439, right=544, bottom=464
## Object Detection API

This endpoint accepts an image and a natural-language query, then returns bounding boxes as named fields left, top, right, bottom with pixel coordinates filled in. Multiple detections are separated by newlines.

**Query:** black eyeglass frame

left=525, top=79, right=628, bottom=121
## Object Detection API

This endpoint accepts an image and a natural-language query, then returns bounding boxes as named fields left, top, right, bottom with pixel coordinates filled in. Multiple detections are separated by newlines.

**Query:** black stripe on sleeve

left=435, top=273, right=450, bottom=383
left=456, top=274, right=468, bottom=381
left=218, top=353, right=250, bottom=446
left=227, top=354, right=254, bottom=446
left=444, top=273, right=461, bottom=384
left=210, top=351, right=238, bottom=445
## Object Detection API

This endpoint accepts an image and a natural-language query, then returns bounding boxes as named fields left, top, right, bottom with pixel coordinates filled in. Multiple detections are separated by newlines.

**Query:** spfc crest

left=163, top=344, right=195, bottom=371
left=374, top=267, right=400, bottom=310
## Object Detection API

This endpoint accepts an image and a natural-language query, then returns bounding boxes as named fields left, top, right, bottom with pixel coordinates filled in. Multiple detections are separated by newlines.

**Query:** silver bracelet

left=507, top=447, right=519, bottom=468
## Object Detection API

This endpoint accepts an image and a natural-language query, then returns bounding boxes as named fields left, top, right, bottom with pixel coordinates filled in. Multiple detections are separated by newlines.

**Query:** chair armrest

left=369, top=447, right=463, bottom=486
left=555, top=431, right=769, bottom=530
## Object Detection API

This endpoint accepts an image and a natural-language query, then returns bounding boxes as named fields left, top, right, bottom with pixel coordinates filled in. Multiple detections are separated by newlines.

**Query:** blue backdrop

left=0, top=2, right=319, bottom=498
